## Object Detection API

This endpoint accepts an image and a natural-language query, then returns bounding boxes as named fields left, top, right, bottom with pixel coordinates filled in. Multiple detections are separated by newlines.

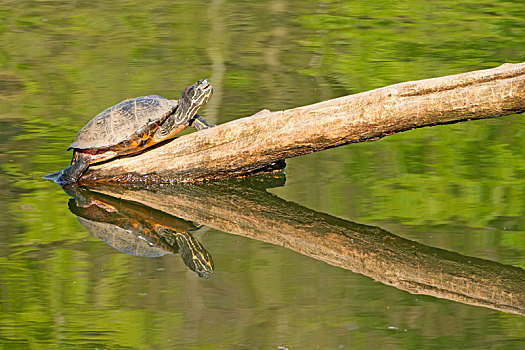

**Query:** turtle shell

left=68, top=95, right=178, bottom=150
left=77, top=217, right=170, bottom=257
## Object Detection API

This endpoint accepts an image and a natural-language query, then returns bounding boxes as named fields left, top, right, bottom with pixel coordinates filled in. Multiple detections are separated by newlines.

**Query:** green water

left=1, top=0, right=525, bottom=348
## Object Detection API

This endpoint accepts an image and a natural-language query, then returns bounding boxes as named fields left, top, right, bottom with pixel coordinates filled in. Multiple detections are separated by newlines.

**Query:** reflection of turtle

left=45, top=79, right=213, bottom=185
left=66, top=186, right=214, bottom=278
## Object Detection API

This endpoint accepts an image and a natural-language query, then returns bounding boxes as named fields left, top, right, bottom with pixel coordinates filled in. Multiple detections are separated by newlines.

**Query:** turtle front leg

left=153, top=122, right=188, bottom=142
left=190, top=114, right=215, bottom=130
left=153, top=114, right=214, bottom=142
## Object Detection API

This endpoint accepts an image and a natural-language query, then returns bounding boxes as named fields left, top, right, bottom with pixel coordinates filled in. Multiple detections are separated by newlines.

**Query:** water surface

left=1, top=1, right=525, bottom=348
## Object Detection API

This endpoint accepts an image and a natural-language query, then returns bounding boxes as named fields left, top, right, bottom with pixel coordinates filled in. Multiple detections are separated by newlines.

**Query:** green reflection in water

left=1, top=0, right=525, bottom=348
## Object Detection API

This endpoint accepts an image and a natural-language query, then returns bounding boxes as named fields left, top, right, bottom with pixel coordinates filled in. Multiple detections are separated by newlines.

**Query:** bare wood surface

left=83, top=180, right=525, bottom=315
left=81, top=62, right=525, bottom=183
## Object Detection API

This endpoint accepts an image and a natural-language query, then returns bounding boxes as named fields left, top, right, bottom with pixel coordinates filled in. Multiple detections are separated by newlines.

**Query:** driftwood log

left=81, top=62, right=525, bottom=183
left=81, top=179, right=525, bottom=316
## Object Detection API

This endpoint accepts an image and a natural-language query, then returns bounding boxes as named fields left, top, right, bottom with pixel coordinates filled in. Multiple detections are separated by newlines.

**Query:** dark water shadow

left=58, top=174, right=525, bottom=315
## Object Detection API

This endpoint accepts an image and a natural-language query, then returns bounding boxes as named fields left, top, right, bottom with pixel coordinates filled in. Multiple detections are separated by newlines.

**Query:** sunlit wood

left=81, top=62, right=525, bottom=183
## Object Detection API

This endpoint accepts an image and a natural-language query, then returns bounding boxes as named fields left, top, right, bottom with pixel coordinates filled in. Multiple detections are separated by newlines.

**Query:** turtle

left=45, top=78, right=213, bottom=185
left=66, top=185, right=214, bottom=278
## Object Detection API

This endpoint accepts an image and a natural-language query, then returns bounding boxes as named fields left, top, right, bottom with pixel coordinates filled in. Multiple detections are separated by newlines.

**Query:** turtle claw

left=191, top=114, right=214, bottom=131
left=43, top=170, right=78, bottom=186
left=42, top=171, right=62, bottom=181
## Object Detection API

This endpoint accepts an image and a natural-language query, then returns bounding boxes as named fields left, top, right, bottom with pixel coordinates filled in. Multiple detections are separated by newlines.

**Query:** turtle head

left=176, top=78, right=213, bottom=123
left=182, top=78, right=213, bottom=103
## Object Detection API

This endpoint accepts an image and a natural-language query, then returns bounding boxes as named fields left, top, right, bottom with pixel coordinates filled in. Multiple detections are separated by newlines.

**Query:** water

left=1, top=0, right=525, bottom=348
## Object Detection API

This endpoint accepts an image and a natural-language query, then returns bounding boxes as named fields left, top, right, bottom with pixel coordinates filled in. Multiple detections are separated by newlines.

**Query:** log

left=81, top=62, right=525, bottom=183
left=79, top=179, right=525, bottom=316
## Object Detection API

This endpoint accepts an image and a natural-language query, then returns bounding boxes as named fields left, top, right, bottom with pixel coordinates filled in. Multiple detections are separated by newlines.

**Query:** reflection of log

left=85, top=179, right=525, bottom=316
left=81, top=62, right=525, bottom=183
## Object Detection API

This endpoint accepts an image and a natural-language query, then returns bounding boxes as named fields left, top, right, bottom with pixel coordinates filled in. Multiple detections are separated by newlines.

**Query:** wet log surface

left=81, top=62, right=525, bottom=183
left=81, top=178, right=525, bottom=316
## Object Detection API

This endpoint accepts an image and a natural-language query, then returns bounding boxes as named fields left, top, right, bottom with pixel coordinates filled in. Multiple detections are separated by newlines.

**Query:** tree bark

left=81, top=62, right=525, bottom=183
left=81, top=180, right=525, bottom=316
